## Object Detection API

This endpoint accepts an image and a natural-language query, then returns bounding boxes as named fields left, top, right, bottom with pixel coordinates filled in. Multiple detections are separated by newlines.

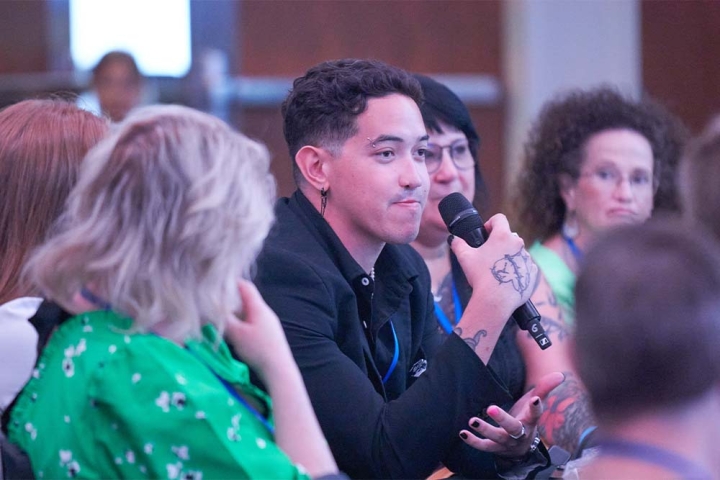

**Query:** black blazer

left=254, top=192, right=513, bottom=479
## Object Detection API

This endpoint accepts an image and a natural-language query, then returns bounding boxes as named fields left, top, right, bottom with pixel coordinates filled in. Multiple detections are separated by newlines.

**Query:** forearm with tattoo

left=537, top=371, right=594, bottom=454
left=453, top=326, right=488, bottom=351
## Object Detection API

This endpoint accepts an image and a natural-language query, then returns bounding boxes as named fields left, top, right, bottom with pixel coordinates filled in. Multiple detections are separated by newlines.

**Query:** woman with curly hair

left=512, top=86, right=686, bottom=327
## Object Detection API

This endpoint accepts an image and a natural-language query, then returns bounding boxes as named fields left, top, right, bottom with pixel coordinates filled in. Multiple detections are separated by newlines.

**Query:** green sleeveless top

left=529, top=241, right=576, bottom=326
left=8, top=309, right=309, bottom=479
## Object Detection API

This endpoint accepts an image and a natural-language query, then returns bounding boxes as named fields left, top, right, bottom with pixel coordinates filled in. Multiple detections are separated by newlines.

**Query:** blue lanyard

left=217, top=376, right=275, bottom=436
left=382, top=321, right=399, bottom=384
left=434, top=281, right=463, bottom=335
left=562, top=234, right=584, bottom=263
left=80, top=287, right=113, bottom=311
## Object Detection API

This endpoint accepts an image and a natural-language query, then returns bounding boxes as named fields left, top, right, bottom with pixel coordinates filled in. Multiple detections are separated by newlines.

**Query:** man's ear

left=558, top=173, right=577, bottom=212
left=295, top=145, right=330, bottom=191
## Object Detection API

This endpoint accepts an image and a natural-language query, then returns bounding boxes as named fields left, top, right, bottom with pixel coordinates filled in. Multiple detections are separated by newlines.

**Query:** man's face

left=323, top=94, right=430, bottom=254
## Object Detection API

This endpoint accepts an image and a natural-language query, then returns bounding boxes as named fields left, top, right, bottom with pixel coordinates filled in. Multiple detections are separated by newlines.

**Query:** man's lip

left=395, top=199, right=423, bottom=206
left=607, top=208, right=635, bottom=216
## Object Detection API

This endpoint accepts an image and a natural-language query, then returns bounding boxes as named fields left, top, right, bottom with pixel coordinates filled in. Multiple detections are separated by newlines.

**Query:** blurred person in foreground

left=571, top=219, right=720, bottom=479
left=0, top=99, right=108, bottom=410
left=411, top=74, right=590, bottom=460
left=5, top=105, right=340, bottom=479
left=680, top=114, right=720, bottom=242
left=512, top=86, right=687, bottom=327
left=254, top=58, right=563, bottom=479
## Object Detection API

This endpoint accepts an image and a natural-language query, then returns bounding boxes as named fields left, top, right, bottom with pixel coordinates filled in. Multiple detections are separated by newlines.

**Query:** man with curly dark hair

left=512, top=86, right=686, bottom=326
left=255, top=59, right=564, bottom=479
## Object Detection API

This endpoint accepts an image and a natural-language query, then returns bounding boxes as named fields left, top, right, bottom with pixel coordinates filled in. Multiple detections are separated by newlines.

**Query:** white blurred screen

left=70, top=0, right=191, bottom=77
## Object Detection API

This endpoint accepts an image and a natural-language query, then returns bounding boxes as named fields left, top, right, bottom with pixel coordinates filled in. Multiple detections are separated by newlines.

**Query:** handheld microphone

left=438, top=192, right=552, bottom=350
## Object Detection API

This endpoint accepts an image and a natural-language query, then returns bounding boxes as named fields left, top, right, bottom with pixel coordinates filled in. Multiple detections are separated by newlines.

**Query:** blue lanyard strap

left=382, top=321, right=399, bottom=384
left=218, top=376, right=275, bottom=436
left=434, top=281, right=464, bottom=335
left=562, top=234, right=584, bottom=263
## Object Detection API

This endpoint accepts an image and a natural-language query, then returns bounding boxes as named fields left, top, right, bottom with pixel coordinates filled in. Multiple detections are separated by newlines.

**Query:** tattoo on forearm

left=491, top=248, right=532, bottom=296
left=537, top=371, right=594, bottom=453
left=453, top=326, right=488, bottom=351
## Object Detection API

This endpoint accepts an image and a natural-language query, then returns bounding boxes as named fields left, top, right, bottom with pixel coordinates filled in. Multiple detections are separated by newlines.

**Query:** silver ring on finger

left=508, top=423, right=526, bottom=440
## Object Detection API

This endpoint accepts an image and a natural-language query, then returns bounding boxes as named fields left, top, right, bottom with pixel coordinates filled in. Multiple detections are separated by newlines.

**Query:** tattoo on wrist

left=491, top=249, right=532, bottom=296
left=453, top=326, right=488, bottom=351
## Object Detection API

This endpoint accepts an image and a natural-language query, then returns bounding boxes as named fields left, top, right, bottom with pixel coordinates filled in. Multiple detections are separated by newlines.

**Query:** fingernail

left=447, top=234, right=454, bottom=245
left=460, top=432, right=468, bottom=440
left=533, top=398, right=540, bottom=406
left=471, top=419, right=480, bottom=428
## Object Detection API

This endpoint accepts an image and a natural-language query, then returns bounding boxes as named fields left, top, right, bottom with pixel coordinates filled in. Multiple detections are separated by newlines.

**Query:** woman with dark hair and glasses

left=411, top=75, right=591, bottom=463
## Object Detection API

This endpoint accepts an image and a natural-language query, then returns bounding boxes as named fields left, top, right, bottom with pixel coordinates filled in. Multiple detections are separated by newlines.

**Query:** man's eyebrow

left=367, top=134, right=404, bottom=146
left=366, top=134, right=430, bottom=146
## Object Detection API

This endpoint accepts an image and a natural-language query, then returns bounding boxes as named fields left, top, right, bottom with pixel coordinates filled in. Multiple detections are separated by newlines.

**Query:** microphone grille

left=439, top=192, right=473, bottom=227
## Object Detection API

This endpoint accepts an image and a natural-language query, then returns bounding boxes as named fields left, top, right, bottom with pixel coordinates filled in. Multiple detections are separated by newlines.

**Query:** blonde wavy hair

left=27, top=105, right=276, bottom=341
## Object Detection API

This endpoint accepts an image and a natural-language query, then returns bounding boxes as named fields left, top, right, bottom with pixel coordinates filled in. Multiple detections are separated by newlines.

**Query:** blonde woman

left=7, top=105, right=340, bottom=479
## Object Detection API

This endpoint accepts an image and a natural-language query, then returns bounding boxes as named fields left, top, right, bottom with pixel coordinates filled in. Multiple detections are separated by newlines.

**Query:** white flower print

left=25, top=422, right=37, bottom=440
left=194, top=411, right=205, bottom=419
left=108, top=345, right=117, bottom=354
left=256, top=438, right=267, bottom=449
left=175, top=374, right=187, bottom=385
left=132, top=373, right=142, bottom=383
left=62, top=339, right=87, bottom=378
left=143, top=443, right=154, bottom=455
left=171, top=392, right=186, bottom=409
left=62, top=358, right=75, bottom=378
left=167, top=462, right=181, bottom=479
left=59, top=450, right=72, bottom=464
left=58, top=450, right=81, bottom=478
left=125, top=450, right=135, bottom=464
left=171, top=445, right=189, bottom=460
left=227, top=414, right=241, bottom=442
left=155, top=392, right=170, bottom=412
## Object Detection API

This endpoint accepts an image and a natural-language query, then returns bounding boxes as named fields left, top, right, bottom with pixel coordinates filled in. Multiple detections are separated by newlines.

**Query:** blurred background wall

left=0, top=0, right=718, bottom=215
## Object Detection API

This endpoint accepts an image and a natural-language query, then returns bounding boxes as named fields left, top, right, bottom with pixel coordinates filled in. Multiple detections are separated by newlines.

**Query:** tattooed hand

left=491, top=248, right=534, bottom=296
left=448, top=214, right=539, bottom=360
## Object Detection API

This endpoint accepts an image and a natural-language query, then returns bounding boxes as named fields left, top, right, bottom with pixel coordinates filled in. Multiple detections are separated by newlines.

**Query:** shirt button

left=361, top=277, right=370, bottom=286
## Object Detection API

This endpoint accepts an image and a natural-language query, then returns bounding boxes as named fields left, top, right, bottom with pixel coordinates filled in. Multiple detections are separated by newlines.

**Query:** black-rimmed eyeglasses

left=424, top=140, right=475, bottom=174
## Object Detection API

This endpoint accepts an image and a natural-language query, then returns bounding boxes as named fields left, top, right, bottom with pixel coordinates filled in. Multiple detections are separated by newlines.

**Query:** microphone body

left=438, top=192, right=552, bottom=350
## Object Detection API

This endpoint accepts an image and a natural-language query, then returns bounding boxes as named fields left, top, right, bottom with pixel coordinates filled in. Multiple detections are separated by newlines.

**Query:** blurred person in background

left=0, top=99, right=108, bottom=410
left=78, top=51, right=144, bottom=123
left=512, top=86, right=686, bottom=327
left=411, top=74, right=591, bottom=460
left=680, top=114, right=720, bottom=243
left=572, top=219, right=720, bottom=479
left=5, top=105, right=341, bottom=479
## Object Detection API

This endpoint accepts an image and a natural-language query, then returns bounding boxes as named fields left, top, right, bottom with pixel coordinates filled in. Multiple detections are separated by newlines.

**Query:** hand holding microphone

left=438, top=192, right=552, bottom=350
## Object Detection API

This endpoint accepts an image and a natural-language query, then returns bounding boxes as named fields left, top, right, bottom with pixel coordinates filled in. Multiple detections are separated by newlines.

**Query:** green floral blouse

left=8, top=310, right=310, bottom=479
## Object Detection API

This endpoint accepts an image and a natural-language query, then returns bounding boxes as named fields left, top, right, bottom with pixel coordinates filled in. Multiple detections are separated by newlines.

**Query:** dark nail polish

left=460, top=432, right=468, bottom=440
left=471, top=420, right=480, bottom=428
left=533, top=398, right=540, bottom=406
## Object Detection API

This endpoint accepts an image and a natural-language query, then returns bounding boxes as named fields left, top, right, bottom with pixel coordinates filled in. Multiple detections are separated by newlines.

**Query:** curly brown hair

left=512, top=86, right=687, bottom=243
